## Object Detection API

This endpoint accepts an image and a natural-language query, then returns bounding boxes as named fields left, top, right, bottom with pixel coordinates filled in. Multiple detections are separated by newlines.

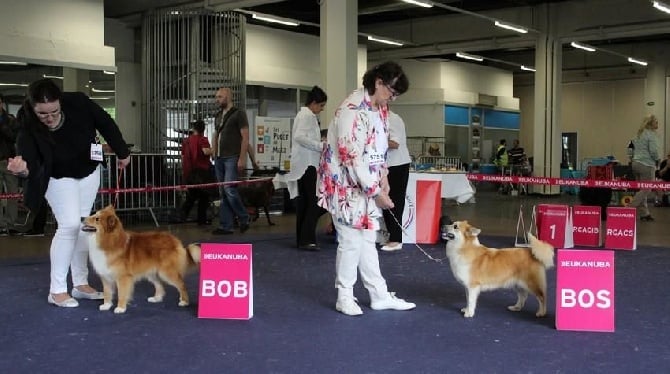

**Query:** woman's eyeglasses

left=384, top=83, right=399, bottom=100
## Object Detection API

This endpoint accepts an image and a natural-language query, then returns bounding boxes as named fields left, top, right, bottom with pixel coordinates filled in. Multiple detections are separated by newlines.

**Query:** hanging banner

left=254, top=116, right=292, bottom=171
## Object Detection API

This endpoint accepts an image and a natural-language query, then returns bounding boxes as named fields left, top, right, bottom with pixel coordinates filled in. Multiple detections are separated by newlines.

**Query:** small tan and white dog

left=444, top=220, right=554, bottom=318
left=82, top=205, right=201, bottom=314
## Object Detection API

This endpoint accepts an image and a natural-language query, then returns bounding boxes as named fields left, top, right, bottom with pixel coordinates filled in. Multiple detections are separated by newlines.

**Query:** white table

left=409, top=171, right=475, bottom=203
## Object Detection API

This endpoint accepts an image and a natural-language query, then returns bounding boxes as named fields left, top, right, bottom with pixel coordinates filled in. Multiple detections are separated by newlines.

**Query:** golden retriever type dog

left=82, top=205, right=200, bottom=314
left=444, top=220, right=554, bottom=318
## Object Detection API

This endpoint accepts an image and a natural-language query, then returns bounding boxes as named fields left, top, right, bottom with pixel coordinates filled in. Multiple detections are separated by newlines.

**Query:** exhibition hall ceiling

left=103, top=0, right=670, bottom=75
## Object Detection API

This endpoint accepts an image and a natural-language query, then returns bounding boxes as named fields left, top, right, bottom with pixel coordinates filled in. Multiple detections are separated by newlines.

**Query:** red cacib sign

left=572, top=206, right=601, bottom=247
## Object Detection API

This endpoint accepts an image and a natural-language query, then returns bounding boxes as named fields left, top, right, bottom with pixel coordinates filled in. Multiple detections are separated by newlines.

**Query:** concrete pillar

left=320, top=0, right=358, bottom=127
left=645, top=63, right=666, bottom=154
left=532, top=5, right=562, bottom=195
left=62, top=67, right=89, bottom=94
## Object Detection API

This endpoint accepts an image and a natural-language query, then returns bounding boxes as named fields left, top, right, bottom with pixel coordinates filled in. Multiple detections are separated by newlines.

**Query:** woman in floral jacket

left=317, top=61, right=415, bottom=316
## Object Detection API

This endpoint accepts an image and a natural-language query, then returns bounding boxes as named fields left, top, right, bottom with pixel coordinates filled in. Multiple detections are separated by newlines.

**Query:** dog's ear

left=105, top=215, right=117, bottom=232
left=469, top=227, right=481, bottom=237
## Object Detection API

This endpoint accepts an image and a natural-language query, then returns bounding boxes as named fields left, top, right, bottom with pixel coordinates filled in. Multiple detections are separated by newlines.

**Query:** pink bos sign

left=536, top=204, right=573, bottom=248
left=572, top=206, right=601, bottom=247
left=605, top=207, right=637, bottom=250
left=556, top=249, right=615, bottom=332
left=198, top=243, right=253, bottom=320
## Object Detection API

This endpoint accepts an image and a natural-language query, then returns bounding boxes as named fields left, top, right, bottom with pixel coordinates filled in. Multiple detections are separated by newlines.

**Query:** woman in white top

left=630, top=114, right=660, bottom=221
left=381, top=111, right=412, bottom=251
left=290, top=86, right=328, bottom=249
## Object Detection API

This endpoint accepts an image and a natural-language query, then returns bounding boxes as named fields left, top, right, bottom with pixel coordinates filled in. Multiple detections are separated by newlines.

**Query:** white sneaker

left=370, top=292, right=416, bottom=311
left=380, top=242, right=403, bottom=252
left=335, top=298, right=363, bottom=316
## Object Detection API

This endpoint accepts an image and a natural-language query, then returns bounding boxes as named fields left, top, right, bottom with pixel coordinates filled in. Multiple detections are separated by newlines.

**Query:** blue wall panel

left=444, top=105, right=470, bottom=126
left=483, top=109, right=520, bottom=129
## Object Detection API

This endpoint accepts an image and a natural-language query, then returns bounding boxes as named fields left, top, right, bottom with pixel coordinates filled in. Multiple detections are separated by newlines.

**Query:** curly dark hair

left=362, top=61, right=409, bottom=96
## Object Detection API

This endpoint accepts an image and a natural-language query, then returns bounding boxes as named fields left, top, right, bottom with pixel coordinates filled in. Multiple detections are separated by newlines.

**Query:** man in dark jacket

left=0, top=94, right=21, bottom=235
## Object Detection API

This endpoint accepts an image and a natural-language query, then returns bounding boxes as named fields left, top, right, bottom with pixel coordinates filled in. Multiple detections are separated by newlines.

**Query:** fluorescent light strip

left=456, top=52, right=484, bottom=62
left=91, top=88, right=115, bottom=93
left=103, top=70, right=116, bottom=75
left=520, top=65, right=536, bottom=72
left=401, top=0, right=433, bottom=8
left=0, top=61, right=27, bottom=66
left=367, top=36, right=403, bottom=46
left=494, top=20, right=528, bottom=34
left=652, top=1, right=670, bottom=14
left=252, top=13, right=299, bottom=26
left=628, top=57, right=648, bottom=66
left=570, top=41, right=596, bottom=52
left=43, top=74, right=64, bottom=80
left=0, top=83, right=28, bottom=87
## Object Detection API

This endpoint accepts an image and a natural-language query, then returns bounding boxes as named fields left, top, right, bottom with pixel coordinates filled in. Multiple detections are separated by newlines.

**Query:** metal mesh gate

left=142, top=8, right=246, bottom=154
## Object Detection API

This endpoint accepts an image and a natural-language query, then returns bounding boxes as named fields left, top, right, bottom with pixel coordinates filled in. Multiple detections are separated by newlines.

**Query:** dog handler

left=8, top=79, right=131, bottom=307
left=317, top=61, right=416, bottom=316
left=281, top=86, right=328, bottom=250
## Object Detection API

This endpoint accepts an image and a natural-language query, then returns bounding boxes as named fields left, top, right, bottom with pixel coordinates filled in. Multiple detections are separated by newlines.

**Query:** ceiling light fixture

left=103, top=70, right=116, bottom=75
left=367, top=35, right=404, bottom=46
left=0, top=83, right=28, bottom=87
left=570, top=41, right=596, bottom=52
left=43, top=74, right=64, bottom=80
left=401, top=0, right=434, bottom=8
left=0, top=61, right=27, bottom=66
left=252, top=13, right=299, bottom=26
left=456, top=52, right=484, bottom=62
left=520, top=65, right=536, bottom=72
left=91, top=88, right=115, bottom=93
left=652, top=0, right=670, bottom=14
left=494, top=20, right=528, bottom=34
left=628, top=57, right=648, bottom=66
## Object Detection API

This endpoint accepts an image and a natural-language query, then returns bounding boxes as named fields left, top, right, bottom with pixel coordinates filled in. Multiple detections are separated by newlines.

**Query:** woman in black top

left=8, top=79, right=130, bottom=308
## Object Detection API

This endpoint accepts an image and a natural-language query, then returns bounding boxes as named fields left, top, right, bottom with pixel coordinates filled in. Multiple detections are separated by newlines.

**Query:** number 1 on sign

left=550, top=224, right=556, bottom=239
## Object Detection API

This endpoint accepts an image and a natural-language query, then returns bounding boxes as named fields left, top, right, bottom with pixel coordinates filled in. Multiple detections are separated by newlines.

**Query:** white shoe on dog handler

left=380, top=242, right=402, bottom=252
left=370, top=292, right=416, bottom=311
left=336, top=297, right=363, bottom=316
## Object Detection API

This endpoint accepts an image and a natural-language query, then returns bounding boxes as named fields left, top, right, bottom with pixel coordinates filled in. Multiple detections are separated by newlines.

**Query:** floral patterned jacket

left=317, top=88, right=389, bottom=230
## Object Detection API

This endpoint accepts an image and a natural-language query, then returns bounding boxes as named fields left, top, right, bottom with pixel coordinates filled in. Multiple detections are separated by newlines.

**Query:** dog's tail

left=186, top=243, right=201, bottom=265
left=527, top=232, right=554, bottom=269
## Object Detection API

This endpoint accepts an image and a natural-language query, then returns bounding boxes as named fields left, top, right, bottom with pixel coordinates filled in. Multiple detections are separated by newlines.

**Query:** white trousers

left=333, top=219, right=388, bottom=300
left=630, top=161, right=656, bottom=216
left=45, top=166, right=100, bottom=294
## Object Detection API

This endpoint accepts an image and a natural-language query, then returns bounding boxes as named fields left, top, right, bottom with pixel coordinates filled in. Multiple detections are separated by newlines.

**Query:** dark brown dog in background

left=238, top=169, right=276, bottom=226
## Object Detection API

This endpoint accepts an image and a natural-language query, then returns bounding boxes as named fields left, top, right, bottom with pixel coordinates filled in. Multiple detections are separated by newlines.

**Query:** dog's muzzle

left=81, top=225, right=97, bottom=232
left=444, top=232, right=455, bottom=240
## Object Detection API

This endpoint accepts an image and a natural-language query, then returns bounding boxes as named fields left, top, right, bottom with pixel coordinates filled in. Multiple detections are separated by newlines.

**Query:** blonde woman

left=630, top=114, right=660, bottom=221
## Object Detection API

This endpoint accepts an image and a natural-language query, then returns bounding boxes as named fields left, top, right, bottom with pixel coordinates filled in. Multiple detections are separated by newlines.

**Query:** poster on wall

left=254, top=116, right=292, bottom=171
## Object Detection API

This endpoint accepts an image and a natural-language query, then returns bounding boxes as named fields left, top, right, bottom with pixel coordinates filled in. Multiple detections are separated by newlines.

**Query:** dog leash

left=113, top=167, right=125, bottom=208
left=386, top=209, right=447, bottom=263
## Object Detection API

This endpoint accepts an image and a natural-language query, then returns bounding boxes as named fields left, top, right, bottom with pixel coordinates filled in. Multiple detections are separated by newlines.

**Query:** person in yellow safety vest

left=494, top=139, right=508, bottom=168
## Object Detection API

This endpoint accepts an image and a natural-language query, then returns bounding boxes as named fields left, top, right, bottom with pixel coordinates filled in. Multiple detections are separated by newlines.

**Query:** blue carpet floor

left=1, top=233, right=669, bottom=373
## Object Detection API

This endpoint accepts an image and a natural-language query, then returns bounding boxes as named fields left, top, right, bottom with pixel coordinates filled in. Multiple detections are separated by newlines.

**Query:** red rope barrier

left=0, top=176, right=275, bottom=200
left=2, top=173, right=668, bottom=200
